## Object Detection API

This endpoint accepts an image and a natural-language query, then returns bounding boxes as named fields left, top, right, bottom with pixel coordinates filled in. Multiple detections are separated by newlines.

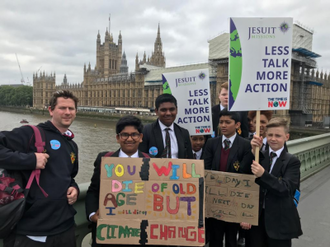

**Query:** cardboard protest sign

left=97, top=157, right=205, bottom=246
left=205, top=170, right=259, bottom=225
left=229, top=17, right=293, bottom=111
left=162, top=69, right=213, bottom=136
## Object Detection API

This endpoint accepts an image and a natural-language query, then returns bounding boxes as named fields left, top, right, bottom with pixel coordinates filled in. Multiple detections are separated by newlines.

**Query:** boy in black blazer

left=212, top=82, right=249, bottom=138
left=85, top=115, right=149, bottom=247
left=191, top=135, right=206, bottom=160
left=139, top=94, right=193, bottom=159
left=204, top=109, right=254, bottom=247
left=241, top=118, right=302, bottom=247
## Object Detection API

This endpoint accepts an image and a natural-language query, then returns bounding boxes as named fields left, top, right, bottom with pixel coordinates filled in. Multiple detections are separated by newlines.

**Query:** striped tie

left=224, top=139, right=231, bottom=150
left=161, top=128, right=171, bottom=158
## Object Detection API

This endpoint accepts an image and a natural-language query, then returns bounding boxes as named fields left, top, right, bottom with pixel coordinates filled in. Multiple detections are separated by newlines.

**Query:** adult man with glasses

left=85, top=115, right=149, bottom=247
left=139, top=94, right=193, bottom=159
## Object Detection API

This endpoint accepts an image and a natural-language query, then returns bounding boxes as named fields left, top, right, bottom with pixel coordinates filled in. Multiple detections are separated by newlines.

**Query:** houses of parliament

left=33, top=22, right=330, bottom=124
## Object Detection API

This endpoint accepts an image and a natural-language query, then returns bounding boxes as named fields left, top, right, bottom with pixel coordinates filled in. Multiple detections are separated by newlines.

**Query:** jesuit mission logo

left=248, top=20, right=290, bottom=40
left=279, top=22, right=290, bottom=33
left=268, top=97, right=288, bottom=108
left=199, top=72, right=206, bottom=80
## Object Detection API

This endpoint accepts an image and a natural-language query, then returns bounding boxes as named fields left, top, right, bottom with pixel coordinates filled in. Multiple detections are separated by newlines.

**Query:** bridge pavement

left=293, top=165, right=330, bottom=247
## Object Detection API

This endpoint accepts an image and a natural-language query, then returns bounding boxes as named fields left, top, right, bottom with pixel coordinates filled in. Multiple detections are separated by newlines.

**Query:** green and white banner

left=229, top=17, right=293, bottom=111
left=162, top=69, right=213, bottom=135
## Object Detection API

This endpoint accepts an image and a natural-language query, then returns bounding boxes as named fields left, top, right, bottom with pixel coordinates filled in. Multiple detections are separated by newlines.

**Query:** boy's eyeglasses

left=118, top=132, right=141, bottom=140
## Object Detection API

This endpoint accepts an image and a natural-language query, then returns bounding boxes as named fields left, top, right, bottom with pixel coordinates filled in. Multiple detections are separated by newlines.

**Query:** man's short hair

left=219, top=109, right=240, bottom=123
left=155, top=94, right=177, bottom=110
left=219, top=81, right=228, bottom=92
left=116, top=115, right=143, bottom=134
left=266, top=117, right=289, bottom=133
left=248, top=110, right=273, bottom=121
left=49, top=90, right=79, bottom=110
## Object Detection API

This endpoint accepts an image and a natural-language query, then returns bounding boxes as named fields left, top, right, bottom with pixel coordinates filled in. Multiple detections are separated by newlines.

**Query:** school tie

left=193, top=152, right=197, bottom=159
left=161, top=128, right=171, bottom=158
left=269, top=152, right=277, bottom=171
left=224, top=139, right=231, bottom=151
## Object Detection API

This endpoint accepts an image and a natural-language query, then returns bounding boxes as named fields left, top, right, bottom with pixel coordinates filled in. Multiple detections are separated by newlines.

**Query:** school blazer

left=203, top=135, right=253, bottom=174
left=256, top=150, right=303, bottom=240
left=139, top=120, right=193, bottom=159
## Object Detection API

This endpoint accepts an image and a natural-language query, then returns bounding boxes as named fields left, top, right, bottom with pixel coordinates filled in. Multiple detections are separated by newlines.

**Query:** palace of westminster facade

left=33, top=22, right=330, bottom=124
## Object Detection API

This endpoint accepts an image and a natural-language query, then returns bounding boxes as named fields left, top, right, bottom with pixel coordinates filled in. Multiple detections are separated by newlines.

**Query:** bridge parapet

left=287, top=133, right=330, bottom=180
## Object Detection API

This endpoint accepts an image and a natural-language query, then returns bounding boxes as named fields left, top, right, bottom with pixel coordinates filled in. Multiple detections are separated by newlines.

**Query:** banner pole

left=255, top=110, right=261, bottom=163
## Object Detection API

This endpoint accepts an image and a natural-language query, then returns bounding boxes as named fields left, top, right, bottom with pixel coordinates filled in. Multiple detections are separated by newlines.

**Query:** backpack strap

left=25, top=126, right=48, bottom=198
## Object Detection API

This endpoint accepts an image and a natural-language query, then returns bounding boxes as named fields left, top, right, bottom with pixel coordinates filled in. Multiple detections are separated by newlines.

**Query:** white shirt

left=248, top=132, right=255, bottom=138
left=158, top=120, right=179, bottom=159
left=219, top=104, right=225, bottom=111
left=221, top=133, right=237, bottom=149
left=193, top=149, right=203, bottom=160
left=262, top=137, right=267, bottom=151
left=268, top=147, right=284, bottom=173
left=119, top=149, right=139, bottom=158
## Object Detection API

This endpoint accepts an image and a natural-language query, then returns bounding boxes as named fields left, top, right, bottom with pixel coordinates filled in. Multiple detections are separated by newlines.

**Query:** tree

left=0, top=85, right=33, bottom=106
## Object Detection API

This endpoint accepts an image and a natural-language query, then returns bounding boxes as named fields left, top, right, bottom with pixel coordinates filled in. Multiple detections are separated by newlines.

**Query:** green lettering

left=96, top=224, right=107, bottom=241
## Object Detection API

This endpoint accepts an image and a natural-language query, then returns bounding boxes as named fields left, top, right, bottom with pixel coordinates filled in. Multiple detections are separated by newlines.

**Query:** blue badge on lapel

left=149, top=146, right=158, bottom=156
left=50, top=140, right=61, bottom=150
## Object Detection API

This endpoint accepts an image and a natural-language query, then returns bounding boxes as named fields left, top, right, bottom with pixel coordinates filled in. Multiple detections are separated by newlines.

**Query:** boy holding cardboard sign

left=204, top=109, right=253, bottom=247
left=85, top=115, right=149, bottom=247
left=241, top=118, right=302, bottom=247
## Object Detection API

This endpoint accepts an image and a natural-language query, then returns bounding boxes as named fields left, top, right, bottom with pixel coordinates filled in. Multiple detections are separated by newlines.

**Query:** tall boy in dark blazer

left=85, top=115, right=149, bottom=247
left=204, top=109, right=254, bottom=247
left=241, top=118, right=302, bottom=247
left=139, top=94, right=193, bottom=159
left=212, top=82, right=249, bottom=138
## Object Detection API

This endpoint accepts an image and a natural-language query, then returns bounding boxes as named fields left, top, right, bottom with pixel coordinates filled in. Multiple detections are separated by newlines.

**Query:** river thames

left=0, top=111, right=122, bottom=184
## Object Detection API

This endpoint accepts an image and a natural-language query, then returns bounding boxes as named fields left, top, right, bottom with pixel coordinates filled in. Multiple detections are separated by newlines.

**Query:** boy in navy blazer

left=241, top=117, right=302, bottom=247
left=204, top=109, right=253, bottom=247
left=85, top=115, right=149, bottom=247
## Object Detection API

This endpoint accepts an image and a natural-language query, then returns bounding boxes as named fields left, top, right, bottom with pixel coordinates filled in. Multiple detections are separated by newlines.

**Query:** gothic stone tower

left=96, top=29, right=122, bottom=77
left=135, top=24, right=166, bottom=71
left=149, top=23, right=166, bottom=67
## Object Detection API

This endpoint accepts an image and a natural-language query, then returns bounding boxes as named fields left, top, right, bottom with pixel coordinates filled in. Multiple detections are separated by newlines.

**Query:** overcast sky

left=1, top=0, right=329, bottom=85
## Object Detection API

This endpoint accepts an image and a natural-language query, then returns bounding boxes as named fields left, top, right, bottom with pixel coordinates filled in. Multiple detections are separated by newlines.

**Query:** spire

left=154, top=23, right=162, bottom=53
left=149, top=23, right=165, bottom=67
left=105, top=28, right=110, bottom=41
left=109, top=14, right=111, bottom=35
left=120, top=51, right=128, bottom=74
left=63, top=74, right=67, bottom=84
left=97, top=30, right=100, bottom=39
left=119, top=30, right=122, bottom=40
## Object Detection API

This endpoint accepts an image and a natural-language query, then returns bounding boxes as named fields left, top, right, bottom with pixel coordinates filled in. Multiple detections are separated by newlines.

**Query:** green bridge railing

left=1, top=133, right=330, bottom=247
